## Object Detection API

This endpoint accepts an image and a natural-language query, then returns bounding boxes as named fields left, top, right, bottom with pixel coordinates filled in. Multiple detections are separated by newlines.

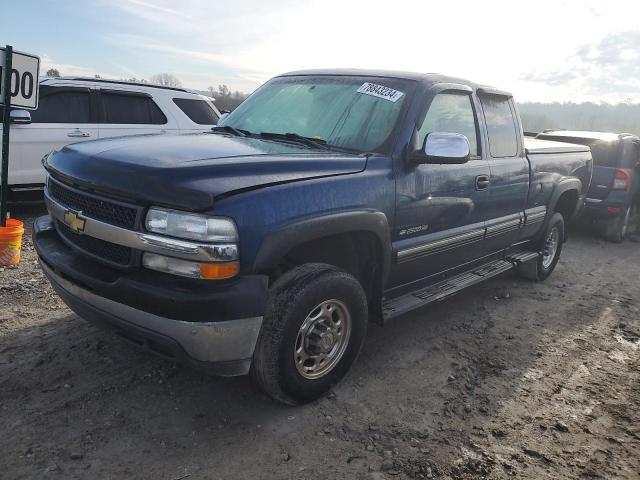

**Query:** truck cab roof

left=278, top=69, right=508, bottom=96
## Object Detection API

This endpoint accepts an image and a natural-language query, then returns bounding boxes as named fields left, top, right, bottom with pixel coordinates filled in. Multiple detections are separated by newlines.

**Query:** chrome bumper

left=40, top=260, right=263, bottom=375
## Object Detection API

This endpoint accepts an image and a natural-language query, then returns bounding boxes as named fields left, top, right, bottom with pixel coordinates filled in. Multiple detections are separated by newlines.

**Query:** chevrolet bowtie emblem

left=64, top=210, right=86, bottom=233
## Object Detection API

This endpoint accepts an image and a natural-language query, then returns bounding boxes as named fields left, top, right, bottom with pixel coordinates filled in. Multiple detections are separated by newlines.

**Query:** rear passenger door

left=97, top=89, right=174, bottom=139
left=478, top=92, right=529, bottom=254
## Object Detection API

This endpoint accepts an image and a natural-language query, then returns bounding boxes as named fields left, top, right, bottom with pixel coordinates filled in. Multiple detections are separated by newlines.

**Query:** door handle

left=67, top=129, right=91, bottom=138
left=475, top=175, right=490, bottom=191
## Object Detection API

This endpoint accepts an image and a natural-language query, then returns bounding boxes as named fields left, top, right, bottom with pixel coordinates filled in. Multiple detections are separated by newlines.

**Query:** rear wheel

left=251, top=263, right=368, bottom=405
left=538, top=212, right=565, bottom=280
left=604, top=206, right=632, bottom=243
left=518, top=212, right=565, bottom=281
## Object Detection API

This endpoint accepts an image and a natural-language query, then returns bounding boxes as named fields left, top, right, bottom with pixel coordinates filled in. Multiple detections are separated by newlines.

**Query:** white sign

left=0, top=48, right=40, bottom=110
left=357, top=82, right=404, bottom=103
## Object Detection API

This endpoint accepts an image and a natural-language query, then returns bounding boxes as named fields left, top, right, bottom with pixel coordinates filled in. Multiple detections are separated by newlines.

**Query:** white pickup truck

left=1, top=77, right=221, bottom=201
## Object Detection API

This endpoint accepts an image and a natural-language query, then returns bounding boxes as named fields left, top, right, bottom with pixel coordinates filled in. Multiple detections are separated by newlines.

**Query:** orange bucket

left=0, top=219, right=24, bottom=266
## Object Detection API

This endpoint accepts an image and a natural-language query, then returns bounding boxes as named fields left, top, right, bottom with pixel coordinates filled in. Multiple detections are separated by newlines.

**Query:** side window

left=29, top=86, right=91, bottom=123
left=479, top=95, right=518, bottom=158
left=100, top=91, right=167, bottom=125
left=173, top=98, right=219, bottom=125
left=418, top=93, right=479, bottom=157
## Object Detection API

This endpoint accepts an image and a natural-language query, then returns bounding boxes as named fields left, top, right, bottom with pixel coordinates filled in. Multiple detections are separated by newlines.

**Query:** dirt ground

left=1, top=205, right=639, bottom=480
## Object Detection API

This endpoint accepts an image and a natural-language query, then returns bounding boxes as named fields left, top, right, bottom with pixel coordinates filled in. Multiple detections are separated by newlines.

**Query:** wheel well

left=555, top=189, right=579, bottom=222
left=267, top=231, right=384, bottom=320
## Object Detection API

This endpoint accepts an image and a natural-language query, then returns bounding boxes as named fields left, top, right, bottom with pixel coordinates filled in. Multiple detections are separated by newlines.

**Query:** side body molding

left=253, top=210, right=392, bottom=284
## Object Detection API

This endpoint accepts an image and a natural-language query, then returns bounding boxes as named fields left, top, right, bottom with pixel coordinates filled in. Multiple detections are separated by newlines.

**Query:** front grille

left=57, top=221, right=133, bottom=267
left=49, top=179, right=139, bottom=229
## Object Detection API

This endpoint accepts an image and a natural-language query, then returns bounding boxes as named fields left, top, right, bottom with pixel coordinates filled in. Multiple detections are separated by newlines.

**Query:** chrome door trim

left=397, top=228, right=485, bottom=263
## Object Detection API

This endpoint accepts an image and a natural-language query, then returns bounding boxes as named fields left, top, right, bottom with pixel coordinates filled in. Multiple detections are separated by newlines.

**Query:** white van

left=1, top=77, right=221, bottom=201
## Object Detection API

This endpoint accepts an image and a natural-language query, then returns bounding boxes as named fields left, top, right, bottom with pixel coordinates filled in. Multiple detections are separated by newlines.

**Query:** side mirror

left=410, top=132, right=470, bottom=165
left=10, top=109, right=31, bottom=125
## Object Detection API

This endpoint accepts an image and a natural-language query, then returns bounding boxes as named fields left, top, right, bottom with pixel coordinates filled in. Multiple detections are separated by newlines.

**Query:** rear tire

left=518, top=212, right=565, bottom=281
left=251, top=263, right=368, bottom=405
left=604, top=206, right=632, bottom=243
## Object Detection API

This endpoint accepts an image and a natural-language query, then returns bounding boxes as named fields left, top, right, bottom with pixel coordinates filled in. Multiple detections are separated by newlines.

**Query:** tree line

left=518, top=102, right=640, bottom=137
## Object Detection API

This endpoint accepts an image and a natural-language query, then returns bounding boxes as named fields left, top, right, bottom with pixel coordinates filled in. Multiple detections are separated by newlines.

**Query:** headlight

left=145, top=208, right=238, bottom=243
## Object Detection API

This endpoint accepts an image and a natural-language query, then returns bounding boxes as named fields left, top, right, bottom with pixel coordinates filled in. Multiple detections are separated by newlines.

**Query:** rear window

left=621, top=140, right=640, bottom=169
left=480, top=95, right=519, bottom=157
left=100, top=91, right=167, bottom=125
left=173, top=98, right=219, bottom=125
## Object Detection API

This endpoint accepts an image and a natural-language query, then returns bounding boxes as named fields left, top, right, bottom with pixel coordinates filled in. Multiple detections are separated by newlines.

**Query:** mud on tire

left=251, top=263, right=368, bottom=405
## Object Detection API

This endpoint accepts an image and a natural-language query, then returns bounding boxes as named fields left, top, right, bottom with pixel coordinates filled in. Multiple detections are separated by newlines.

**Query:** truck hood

left=45, top=133, right=366, bottom=211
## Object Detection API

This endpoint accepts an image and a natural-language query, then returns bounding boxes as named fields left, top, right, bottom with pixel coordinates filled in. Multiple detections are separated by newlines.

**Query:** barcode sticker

left=356, top=82, right=404, bottom=102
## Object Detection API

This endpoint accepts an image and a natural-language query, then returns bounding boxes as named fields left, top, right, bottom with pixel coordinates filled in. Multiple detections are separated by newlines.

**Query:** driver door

left=389, top=90, right=490, bottom=289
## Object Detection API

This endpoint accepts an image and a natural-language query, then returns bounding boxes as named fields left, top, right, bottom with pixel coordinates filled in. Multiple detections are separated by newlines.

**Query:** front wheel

left=251, top=264, right=368, bottom=405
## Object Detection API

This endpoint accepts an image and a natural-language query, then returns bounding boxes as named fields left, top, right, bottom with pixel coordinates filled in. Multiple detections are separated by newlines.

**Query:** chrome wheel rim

left=294, top=299, right=352, bottom=380
left=542, top=226, right=560, bottom=269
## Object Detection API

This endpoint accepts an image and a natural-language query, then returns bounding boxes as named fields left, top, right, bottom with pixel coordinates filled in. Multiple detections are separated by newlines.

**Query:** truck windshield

left=218, top=76, right=412, bottom=153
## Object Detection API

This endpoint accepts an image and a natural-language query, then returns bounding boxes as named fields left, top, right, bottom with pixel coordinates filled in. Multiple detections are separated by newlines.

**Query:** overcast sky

left=5, top=0, right=640, bottom=103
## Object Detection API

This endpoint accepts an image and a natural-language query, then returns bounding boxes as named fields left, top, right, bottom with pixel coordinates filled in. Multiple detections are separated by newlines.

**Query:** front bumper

left=34, top=215, right=267, bottom=376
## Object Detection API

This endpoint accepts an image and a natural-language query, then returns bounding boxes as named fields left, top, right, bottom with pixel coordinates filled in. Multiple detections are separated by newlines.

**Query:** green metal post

left=0, top=45, right=12, bottom=227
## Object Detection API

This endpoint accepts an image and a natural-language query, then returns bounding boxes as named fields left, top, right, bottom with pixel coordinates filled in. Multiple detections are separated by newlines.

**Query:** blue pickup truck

left=33, top=70, right=593, bottom=404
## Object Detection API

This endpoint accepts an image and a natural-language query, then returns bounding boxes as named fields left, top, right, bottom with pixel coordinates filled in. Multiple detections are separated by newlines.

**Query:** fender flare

left=543, top=178, right=583, bottom=239
left=253, top=210, right=392, bottom=284
left=547, top=178, right=583, bottom=218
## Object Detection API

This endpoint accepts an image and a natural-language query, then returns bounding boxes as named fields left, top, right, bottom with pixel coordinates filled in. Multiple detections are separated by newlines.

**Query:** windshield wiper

left=211, top=125, right=251, bottom=137
left=259, top=132, right=330, bottom=150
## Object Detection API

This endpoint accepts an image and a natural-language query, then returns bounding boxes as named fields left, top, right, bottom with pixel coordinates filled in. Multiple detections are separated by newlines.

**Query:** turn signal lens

left=199, top=262, right=240, bottom=279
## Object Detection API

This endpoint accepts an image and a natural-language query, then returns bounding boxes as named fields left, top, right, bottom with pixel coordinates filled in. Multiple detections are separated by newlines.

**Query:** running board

left=382, top=252, right=540, bottom=320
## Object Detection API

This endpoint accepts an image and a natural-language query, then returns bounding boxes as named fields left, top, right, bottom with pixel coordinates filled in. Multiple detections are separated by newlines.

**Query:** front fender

left=253, top=210, right=392, bottom=283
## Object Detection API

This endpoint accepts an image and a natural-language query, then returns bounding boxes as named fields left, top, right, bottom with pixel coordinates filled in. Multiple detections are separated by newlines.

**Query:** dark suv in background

left=537, top=130, right=640, bottom=242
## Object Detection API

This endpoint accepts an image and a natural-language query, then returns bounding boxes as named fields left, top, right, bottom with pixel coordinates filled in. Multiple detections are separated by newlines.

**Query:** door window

left=29, top=86, right=91, bottom=123
left=479, top=95, right=518, bottom=158
left=100, top=91, right=167, bottom=125
left=418, top=93, right=479, bottom=157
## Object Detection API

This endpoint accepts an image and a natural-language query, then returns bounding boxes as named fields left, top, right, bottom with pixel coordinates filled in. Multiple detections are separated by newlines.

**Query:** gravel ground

left=1, top=206, right=639, bottom=480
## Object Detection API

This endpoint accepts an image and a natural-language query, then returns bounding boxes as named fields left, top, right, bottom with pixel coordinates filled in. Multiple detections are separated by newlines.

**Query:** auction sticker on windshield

left=357, top=82, right=404, bottom=103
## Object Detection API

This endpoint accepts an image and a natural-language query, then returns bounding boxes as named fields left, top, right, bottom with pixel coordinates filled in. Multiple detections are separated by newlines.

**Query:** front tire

left=251, top=264, right=368, bottom=405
